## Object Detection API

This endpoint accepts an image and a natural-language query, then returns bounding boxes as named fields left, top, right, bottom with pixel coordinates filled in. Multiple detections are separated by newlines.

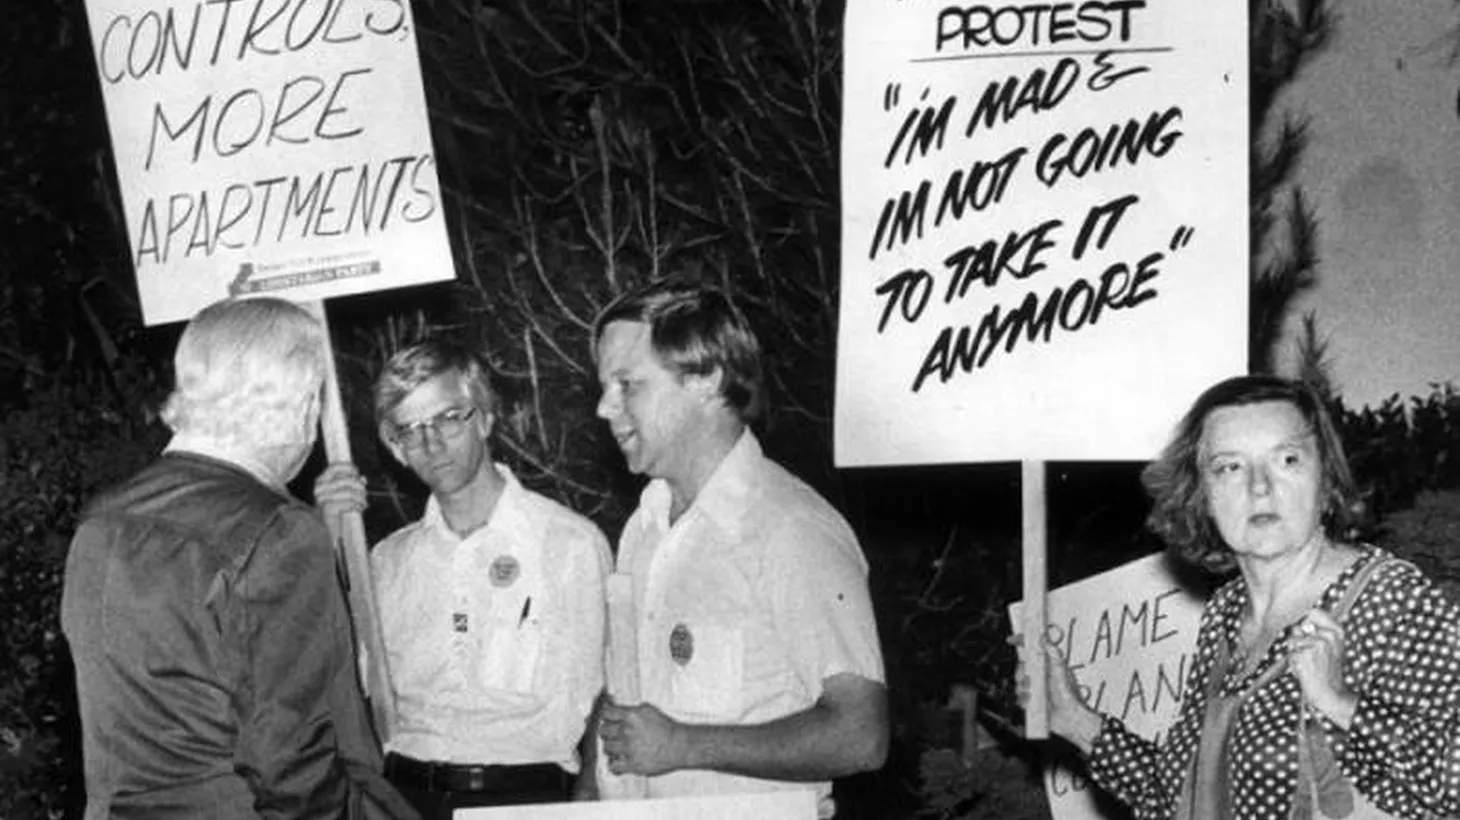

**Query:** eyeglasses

left=387, top=406, right=478, bottom=450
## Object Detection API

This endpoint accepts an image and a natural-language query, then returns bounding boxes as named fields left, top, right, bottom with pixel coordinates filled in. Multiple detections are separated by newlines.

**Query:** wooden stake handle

left=1022, top=459, right=1049, bottom=739
left=305, top=300, right=396, bottom=742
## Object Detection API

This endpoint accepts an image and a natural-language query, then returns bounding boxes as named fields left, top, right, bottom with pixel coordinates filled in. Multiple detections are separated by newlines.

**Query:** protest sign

left=84, top=0, right=455, bottom=325
left=837, top=1, right=1248, bottom=465
left=457, top=790, right=817, bottom=820
left=1010, top=551, right=1204, bottom=819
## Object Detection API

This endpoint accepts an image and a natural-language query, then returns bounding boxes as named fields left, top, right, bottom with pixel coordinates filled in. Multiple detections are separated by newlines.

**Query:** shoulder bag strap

left=1330, top=552, right=1391, bottom=626
left=1299, top=552, right=1396, bottom=820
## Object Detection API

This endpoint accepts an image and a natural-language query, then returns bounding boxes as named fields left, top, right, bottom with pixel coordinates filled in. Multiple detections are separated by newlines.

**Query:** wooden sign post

left=1021, top=459, right=1048, bottom=739
left=307, top=300, right=396, bottom=739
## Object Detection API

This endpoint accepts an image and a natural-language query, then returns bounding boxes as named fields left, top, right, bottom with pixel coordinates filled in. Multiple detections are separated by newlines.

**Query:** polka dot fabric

left=1084, top=547, right=1460, bottom=819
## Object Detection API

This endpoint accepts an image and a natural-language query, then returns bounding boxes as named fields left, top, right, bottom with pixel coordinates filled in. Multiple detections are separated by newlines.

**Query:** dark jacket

left=62, top=451, right=415, bottom=820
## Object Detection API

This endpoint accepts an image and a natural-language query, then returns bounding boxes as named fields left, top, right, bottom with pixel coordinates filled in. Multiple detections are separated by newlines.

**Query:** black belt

left=384, top=753, right=569, bottom=796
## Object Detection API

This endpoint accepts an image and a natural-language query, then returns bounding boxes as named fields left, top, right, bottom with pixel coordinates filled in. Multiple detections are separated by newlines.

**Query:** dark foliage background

left=3, top=0, right=1458, bottom=818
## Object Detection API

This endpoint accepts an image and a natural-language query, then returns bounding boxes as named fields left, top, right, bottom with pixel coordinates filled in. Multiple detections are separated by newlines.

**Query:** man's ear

left=303, top=390, right=322, bottom=428
left=300, top=391, right=322, bottom=442
left=476, top=408, right=496, bottom=439
left=686, top=367, right=724, bottom=404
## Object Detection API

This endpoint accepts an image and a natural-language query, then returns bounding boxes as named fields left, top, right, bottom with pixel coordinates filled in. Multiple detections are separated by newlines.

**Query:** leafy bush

left=0, top=369, right=166, bottom=820
left=1339, top=384, right=1460, bottom=521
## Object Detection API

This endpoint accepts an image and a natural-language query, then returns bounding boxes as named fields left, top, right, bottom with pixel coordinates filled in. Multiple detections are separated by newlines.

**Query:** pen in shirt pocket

left=518, top=596, right=532, bottom=627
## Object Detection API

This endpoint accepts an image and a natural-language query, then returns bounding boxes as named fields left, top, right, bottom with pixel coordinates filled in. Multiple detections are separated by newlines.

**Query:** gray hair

left=161, top=297, right=325, bottom=462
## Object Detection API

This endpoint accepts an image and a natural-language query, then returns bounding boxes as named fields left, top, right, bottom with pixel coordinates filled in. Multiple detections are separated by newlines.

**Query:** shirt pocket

left=476, top=590, right=543, bottom=695
left=667, top=624, right=743, bottom=720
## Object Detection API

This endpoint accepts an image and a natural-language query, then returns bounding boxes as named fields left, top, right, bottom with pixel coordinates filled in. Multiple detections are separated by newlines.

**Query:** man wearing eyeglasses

left=316, top=340, right=611, bottom=818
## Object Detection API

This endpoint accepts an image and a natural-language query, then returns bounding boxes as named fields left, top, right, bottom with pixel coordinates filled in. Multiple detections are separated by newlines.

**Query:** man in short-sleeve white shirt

left=319, top=340, right=610, bottom=819
left=592, top=281, right=888, bottom=818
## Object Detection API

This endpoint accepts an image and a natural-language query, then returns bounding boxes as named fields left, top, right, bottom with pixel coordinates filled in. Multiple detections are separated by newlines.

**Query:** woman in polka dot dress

left=1023, top=375, right=1460, bottom=819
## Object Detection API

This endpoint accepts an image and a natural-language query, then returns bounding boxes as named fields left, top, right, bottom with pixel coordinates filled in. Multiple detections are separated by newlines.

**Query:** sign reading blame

left=85, top=0, right=455, bottom=325
left=1010, top=552, right=1204, bottom=819
left=835, top=1, right=1248, bottom=466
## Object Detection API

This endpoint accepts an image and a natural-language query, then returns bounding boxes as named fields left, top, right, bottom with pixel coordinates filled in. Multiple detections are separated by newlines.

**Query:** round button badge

left=489, top=555, right=520, bottom=588
left=669, top=623, right=695, bottom=666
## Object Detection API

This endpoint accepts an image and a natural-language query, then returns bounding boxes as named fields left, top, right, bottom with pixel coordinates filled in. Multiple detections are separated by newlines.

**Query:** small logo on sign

left=228, top=258, right=381, bottom=296
left=452, top=612, right=469, bottom=633
left=490, top=555, right=521, bottom=587
left=669, top=623, right=694, bottom=666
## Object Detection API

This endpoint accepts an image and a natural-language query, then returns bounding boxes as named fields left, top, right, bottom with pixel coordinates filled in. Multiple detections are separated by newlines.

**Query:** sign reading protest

left=1011, top=552, right=1204, bottom=819
left=836, top=1, right=1248, bottom=465
left=85, top=0, right=456, bottom=325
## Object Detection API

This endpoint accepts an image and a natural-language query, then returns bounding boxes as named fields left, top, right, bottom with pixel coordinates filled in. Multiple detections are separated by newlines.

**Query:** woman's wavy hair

left=593, top=278, right=765, bottom=423
left=1141, top=374, right=1366, bottom=574
left=160, top=297, right=325, bottom=461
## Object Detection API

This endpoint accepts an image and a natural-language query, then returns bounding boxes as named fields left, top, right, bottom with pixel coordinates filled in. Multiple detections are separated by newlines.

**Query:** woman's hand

left=1289, top=609, right=1358, bottom=728
left=1011, top=632, right=1106, bottom=754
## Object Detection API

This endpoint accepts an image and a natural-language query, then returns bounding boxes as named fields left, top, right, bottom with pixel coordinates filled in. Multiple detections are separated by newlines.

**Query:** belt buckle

left=467, top=765, right=488, bottom=792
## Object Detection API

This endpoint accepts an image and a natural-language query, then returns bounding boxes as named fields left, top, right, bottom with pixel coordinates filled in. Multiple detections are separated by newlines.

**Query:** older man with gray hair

left=62, top=297, right=414, bottom=820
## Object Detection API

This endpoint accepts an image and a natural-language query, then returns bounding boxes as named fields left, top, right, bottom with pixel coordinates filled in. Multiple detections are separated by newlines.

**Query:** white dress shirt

left=374, top=464, right=610, bottom=772
left=604, top=432, right=885, bottom=817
